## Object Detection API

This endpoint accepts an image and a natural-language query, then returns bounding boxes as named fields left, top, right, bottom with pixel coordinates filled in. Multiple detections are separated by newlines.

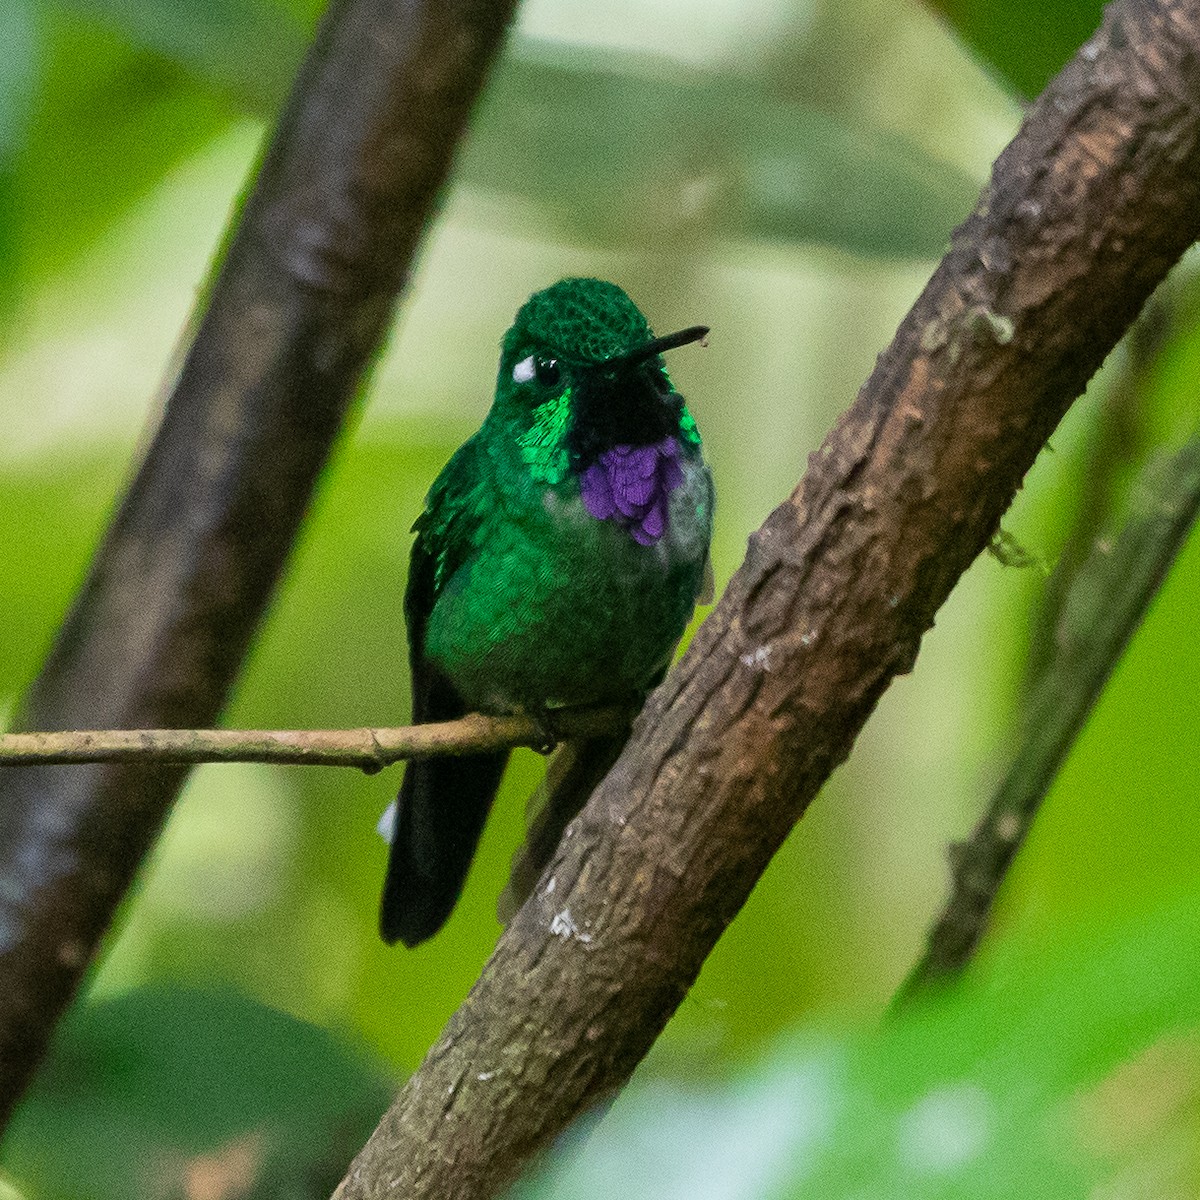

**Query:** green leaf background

left=3, top=0, right=1200, bottom=1196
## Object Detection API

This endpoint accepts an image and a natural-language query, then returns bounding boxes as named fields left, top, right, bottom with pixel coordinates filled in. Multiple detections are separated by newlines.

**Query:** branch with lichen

left=0, top=707, right=630, bottom=772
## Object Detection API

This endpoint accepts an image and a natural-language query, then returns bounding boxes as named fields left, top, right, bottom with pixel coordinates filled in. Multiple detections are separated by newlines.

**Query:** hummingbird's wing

left=380, top=438, right=511, bottom=947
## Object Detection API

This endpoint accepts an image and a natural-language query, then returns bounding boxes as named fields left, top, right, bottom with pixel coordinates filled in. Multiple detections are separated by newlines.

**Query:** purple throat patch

left=579, top=436, right=684, bottom=546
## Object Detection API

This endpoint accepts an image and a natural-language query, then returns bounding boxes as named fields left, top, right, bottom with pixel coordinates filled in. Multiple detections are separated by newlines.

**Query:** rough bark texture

left=0, top=0, right=517, bottom=1131
left=333, top=2, right=1200, bottom=1196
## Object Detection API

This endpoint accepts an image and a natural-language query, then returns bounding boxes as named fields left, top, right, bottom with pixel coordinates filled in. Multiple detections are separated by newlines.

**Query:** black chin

left=566, top=370, right=679, bottom=468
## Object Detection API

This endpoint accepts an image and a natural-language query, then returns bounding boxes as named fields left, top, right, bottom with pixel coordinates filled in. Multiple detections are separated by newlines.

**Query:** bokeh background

left=4, top=0, right=1200, bottom=1196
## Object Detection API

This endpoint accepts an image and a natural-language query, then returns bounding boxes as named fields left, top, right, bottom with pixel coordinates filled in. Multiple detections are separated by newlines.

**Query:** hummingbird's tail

left=498, top=731, right=630, bottom=923
left=380, top=749, right=510, bottom=947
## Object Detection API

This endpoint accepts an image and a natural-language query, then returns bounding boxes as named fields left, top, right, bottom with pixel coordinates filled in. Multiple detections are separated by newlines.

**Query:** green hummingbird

left=380, top=277, right=714, bottom=947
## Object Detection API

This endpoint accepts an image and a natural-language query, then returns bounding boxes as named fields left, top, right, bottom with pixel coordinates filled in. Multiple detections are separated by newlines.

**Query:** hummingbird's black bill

left=608, top=324, right=710, bottom=370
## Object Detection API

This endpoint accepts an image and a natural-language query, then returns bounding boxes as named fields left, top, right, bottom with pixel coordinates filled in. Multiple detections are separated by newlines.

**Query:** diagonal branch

left=1023, top=294, right=1172, bottom=687
left=897, top=434, right=1200, bottom=1003
left=0, top=0, right=518, bottom=1134
left=331, top=2, right=1200, bottom=1196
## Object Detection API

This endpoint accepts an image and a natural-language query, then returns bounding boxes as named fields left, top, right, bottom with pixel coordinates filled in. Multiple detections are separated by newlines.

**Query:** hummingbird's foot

left=530, top=707, right=560, bottom=756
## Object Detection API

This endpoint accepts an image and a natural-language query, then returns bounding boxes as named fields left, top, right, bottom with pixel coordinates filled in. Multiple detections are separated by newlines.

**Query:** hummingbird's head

left=494, top=278, right=708, bottom=486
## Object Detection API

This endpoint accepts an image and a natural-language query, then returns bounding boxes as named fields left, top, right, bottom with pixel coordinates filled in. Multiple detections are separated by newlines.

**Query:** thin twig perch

left=0, top=707, right=631, bottom=771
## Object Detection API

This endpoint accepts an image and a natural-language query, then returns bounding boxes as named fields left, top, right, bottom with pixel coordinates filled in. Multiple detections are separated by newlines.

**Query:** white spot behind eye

left=513, top=355, right=536, bottom=384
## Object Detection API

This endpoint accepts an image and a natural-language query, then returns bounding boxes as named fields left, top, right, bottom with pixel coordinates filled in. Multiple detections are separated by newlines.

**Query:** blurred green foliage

left=926, top=0, right=1105, bottom=96
left=58, top=0, right=313, bottom=109
left=463, top=42, right=977, bottom=257
left=4, top=986, right=392, bottom=1200
left=0, top=0, right=36, bottom=299
left=518, top=891, right=1200, bottom=1198
left=2, top=0, right=1200, bottom=1196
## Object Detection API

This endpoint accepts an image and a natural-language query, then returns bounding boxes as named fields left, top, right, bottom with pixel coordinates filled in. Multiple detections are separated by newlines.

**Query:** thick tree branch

left=897, top=434, right=1200, bottom=1003
left=0, top=0, right=517, bottom=1133
left=332, top=2, right=1200, bottom=1196
left=0, top=708, right=629, bottom=770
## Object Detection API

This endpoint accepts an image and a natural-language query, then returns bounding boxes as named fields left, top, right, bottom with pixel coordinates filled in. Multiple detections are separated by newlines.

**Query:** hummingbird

left=380, top=277, right=714, bottom=947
